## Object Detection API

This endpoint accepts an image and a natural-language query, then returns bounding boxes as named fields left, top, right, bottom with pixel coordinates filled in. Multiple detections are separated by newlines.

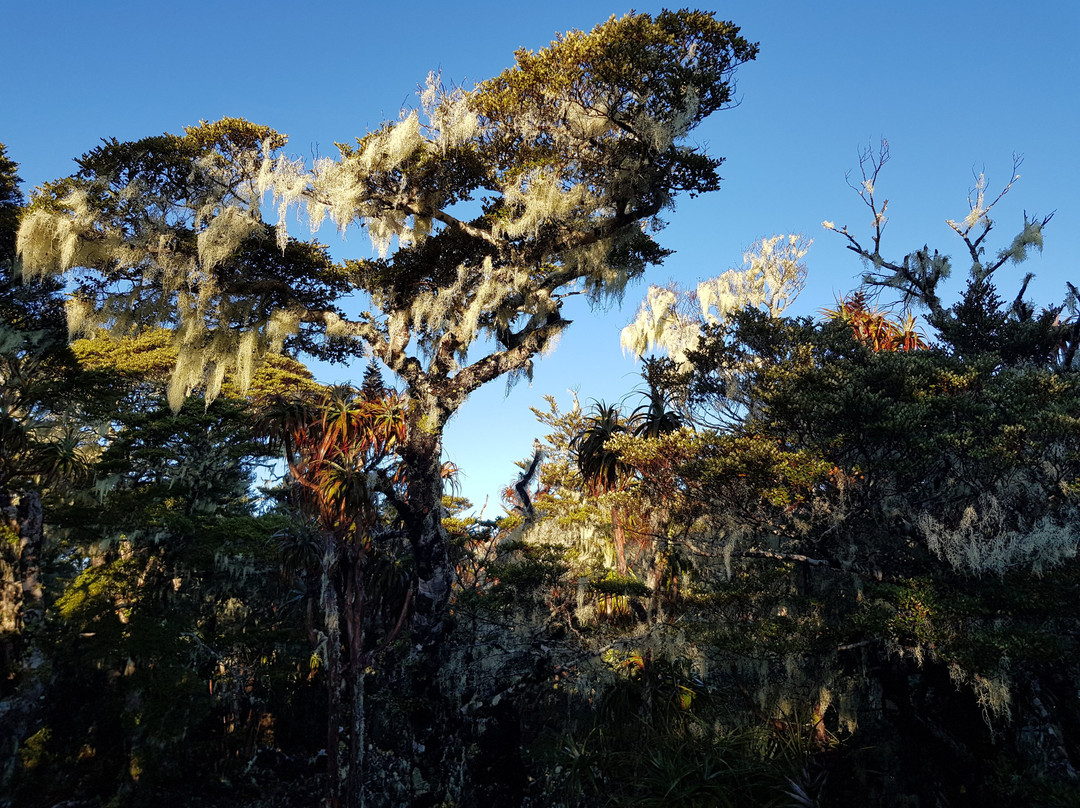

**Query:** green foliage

left=524, top=160, right=1080, bottom=803
left=18, top=119, right=350, bottom=411
left=475, top=10, right=757, bottom=193
left=483, top=539, right=568, bottom=605
left=16, top=727, right=52, bottom=773
left=934, top=275, right=1068, bottom=366
left=539, top=651, right=812, bottom=807
left=8, top=23, right=1080, bottom=808
left=20, top=13, right=757, bottom=423
left=589, top=572, right=650, bottom=598
left=1, top=321, right=326, bottom=806
left=825, top=145, right=1076, bottom=372
left=14, top=30, right=762, bottom=798
left=0, top=143, right=23, bottom=269
left=15, top=500, right=316, bottom=807
left=572, top=401, right=630, bottom=496
left=0, top=144, right=83, bottom=486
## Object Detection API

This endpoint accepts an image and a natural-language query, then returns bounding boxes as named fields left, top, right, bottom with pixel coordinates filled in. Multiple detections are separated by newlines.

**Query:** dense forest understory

left=3, top=10, right=1080, bottom=807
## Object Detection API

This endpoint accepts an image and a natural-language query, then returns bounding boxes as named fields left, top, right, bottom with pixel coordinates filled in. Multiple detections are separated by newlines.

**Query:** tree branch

left=452, top=316, right=570, bottom=400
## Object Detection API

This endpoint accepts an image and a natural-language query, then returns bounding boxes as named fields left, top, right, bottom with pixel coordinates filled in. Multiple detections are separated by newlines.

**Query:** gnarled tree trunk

left=396, top=399, right=460, bottom=805
left=0, top=490, right=45, bottom=796
left=0, top=489, right=43, bottom=680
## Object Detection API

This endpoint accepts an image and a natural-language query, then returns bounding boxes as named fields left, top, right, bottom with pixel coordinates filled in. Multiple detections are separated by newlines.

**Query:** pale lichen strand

left=630, top=87, right=701, bottom=154
left=64, top=297, right=97, bottom=340
left=262, top=80, right=479, bottom=261
left=697, top=234, right=810, bottom=323
left=948, top=659, right=1013, bottom=729
left=1000, top=217, right=1045, bottom=265
left=422, top=73, right=480, bottom=153
left=17, top=190, right=122, bottom=279
left=258, top=151, right=311, bottom=251
left=266, top=308, right=300, bottom=353
left=560, top=98, right=612, bottom=142
left=570, top=238, right=632, bottom=305
left=620, top=286, right=700, bottom=367
left=266, top=64, right=666, bottom=255
left=495, top=170, right=597, bottom=241
left=26, top=17, right=747, bottom=424
left=163, top=300, right=299, bottom=410
left=17, top=156, right=305, bottom=410
left=622, top=235, right=810, bottom=369
left=253, top=67, right=697, bottom=381
left=917, top=492, right=1079, bottom=576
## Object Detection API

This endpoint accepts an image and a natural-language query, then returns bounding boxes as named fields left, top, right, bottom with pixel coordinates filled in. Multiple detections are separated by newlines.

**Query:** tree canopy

left=12, top=11, right=761, bottom=804
left=6, top=11, right=1080, bottom=808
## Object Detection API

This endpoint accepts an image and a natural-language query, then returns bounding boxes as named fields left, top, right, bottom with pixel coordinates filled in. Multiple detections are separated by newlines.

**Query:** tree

left=19, top=395, right=319, bottom=807
left=0, top=306, right=332, bottom=805
left=621, top=233, right=811, bottom=428
left=822, top=290, right=927, bottom=352
left=572, top=400, right=632, bottom=576
left=823, top=141, right=1077, bottom=368
left=598, top=295, right=1080, bottom=804
left=606, top=152, right=1080, bottom=803
left=17, top=12, right=758, bottom=796
left=0, top=144, right=21, bottom=271
left=258, top=384, right=411, bottom=808
left=0, top=143, right=94, bottom=715
left=552, top=386, right=683, bottom=621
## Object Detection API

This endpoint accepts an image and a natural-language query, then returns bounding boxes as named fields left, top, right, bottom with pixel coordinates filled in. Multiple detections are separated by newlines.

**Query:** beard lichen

left=195, top=206, right=265, bottom=271
left=918, top=491, right=1078, bottom=577
left=17, top=190, right=122, bottom=278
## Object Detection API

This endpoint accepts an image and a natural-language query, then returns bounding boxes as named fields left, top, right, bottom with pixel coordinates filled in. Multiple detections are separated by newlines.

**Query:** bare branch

left=844, top=139, right=891, bottom=254
left=945, top=155, right=1024, bottom=277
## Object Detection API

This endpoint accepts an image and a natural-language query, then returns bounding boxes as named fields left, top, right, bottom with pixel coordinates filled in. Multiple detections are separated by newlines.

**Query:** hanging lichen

left=917, top=491, right=1079, bottom=576
left=195, top=206, right=264, bottom=270
left=622, top=235, right=810, bottom=369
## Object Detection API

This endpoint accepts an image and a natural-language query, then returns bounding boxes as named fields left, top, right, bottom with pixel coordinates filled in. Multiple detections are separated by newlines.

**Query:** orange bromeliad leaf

left=256, top=385, right=409, bottom=540
left=823, top=292, right=927, bottom=352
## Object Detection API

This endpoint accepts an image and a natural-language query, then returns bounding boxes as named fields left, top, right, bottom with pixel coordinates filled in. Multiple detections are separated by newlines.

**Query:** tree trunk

left=401, top=417, right=452, bottom=651
left=1, top=493, right=22, bottom=674
left=0, top=489, right=43, bottom=680
left=398, top=401, right=460, bottom=805
left=645, top=504, right=670, bottom=624
left=612, top=505, right=627, bottom=576
left=1016, top=672, right=1078, bottom=780
left=0, top=490, right=46, bottom=797
left=344, top=551, right=366, bottom=808
left=321, top=531, right=343, bottom=808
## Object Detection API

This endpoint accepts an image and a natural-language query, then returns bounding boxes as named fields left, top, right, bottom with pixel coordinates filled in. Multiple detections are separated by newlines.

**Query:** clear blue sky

left=6, top=1, right=1078, bottom=511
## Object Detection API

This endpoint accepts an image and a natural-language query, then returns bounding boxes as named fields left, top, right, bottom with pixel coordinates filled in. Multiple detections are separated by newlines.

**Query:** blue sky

left=6, top=1, right=1078, bottom=511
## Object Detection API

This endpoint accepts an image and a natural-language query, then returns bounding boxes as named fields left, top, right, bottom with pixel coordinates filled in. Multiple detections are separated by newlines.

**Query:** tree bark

left=645, top=505, right=670, bottom=624
left=0, top=490, right=43, bottom=679
left=344, top=549, right=366, bottom=808
left=612, top=506, right=627, bottom=576
left=0, top=490, right=46, bottom=798
left=321, top=530, right=343, bottom=808
left=397, top=399, right=460, bottom=805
